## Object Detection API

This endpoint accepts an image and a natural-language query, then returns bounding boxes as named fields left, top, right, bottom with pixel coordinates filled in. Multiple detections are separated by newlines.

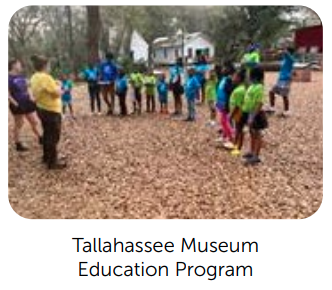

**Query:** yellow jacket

left=30, top=72, right=61, bottom=113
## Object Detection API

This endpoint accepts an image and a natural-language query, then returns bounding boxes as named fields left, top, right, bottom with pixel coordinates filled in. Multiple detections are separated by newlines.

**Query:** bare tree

left=9, top=6, right=43, bottom=62
left=86, top=6, right=101, bottom=62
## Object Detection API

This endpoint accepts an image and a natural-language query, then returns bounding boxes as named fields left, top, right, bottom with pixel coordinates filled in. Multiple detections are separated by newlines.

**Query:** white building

left=109, top=28, right=149, bottom=63
left=153, top=32, right=215, bottom=65
left=130, top=30, right=149, bottom=63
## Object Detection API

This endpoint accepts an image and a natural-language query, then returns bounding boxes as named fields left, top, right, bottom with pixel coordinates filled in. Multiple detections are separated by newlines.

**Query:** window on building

left=187, top=47, right=193, bottom=58
left=164, top=48, right=168, bottom=59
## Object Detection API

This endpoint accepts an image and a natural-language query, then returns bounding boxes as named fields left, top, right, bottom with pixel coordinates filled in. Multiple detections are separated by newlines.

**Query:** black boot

left=48, top=160, right=67, bottom=170
left=16, top=142, right=28, bottom=152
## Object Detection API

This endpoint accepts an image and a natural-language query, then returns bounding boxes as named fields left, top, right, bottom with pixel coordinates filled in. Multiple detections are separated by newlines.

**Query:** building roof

left=153, top=32, right=210, bottom=48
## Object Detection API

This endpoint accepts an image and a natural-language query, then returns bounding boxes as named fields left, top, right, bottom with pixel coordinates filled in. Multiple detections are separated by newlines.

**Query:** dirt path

left=8, top=72, right=323, bottom=219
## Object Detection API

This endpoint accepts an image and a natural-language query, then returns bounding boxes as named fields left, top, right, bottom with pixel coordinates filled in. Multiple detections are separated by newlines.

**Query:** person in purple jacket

left=8, top=59, right=42, bottom=151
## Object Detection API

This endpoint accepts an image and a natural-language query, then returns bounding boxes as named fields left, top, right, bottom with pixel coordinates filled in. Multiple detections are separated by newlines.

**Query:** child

left=267, top=47, right=295, bottom=117
left=204, top=71, right=217, bottom=126
left=170, top=61, right=184, bottom=116
left=144, top=70, right=157, bottom=113
left=229, top=69, right=247, bottom=156
left=130, top=69, right=144, bottom=114
left=83, top=62, right=101, bottom=115
left=157, top=74, right=168, bottom=114
left=61, top=72, right=74, bottom=118
left=242, top=66, right=268, bottom=165
left=184, top=68, right=201, bottom=122
left=99, top=52, right=118, bottom=115
left=115, top=69, right=128, bottom=116
left=216, top=61, right=235, bottom=148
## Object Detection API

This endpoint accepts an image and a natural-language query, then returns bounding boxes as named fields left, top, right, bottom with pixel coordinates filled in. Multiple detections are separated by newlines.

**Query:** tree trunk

left=86, top=6, right=101, bottom=62
left=66, top=6, right=74, bottom=70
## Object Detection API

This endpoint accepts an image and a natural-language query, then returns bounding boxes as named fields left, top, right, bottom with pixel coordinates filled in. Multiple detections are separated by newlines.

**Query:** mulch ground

left=8, top=72, right=323, bottom=219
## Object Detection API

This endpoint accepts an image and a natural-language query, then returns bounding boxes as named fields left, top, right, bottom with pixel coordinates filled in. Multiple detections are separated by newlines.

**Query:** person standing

left=99, top=52, right=118, bottom=115
left=184, top=68, right=201, bottom=122
left=170, top=60, right=184, bottom=116
left=157, top=73, right=169, bottom=114
left=144, top=70, right=157, bottom=113
left=61, top=72, right=74, bottom=118
left=267, top=47, right=296, bottom=117
left=115, top=69, right=128, bottom=116
left=130, top=69, right=144, bottom=114
left=83, top=62, right=101, bottom=115
left=8, top=59, right=42, bottom=151
left=30, top=55, right=66, bottom=170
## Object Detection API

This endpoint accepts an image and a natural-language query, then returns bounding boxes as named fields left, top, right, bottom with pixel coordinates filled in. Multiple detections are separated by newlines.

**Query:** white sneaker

left=281, top=110, right=292, bottom=117
left=206, top=120, right=216, bottom=127
left=265, top=106, right=276, bottom=113
left=223, top=141, right=235, bottom=150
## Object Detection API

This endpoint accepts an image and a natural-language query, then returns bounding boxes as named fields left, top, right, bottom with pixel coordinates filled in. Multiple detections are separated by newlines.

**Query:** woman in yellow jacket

left=30, top=55, right=66, bottom=169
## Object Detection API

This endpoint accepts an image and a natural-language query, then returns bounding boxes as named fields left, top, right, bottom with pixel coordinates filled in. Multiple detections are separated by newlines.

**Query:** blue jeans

left=187, top=98, right=196, bottom=120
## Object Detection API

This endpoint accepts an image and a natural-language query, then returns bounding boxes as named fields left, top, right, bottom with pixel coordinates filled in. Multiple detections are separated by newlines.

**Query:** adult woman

left=8, top=59, right=42, bottom=151
left=30, top=55, right=66, bottom=170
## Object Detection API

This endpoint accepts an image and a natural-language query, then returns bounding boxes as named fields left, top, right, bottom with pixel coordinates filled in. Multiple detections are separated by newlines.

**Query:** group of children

left=204, top=63, right=267, bottom=165
left=58, top=59, right=267, bottom=165
left=9, top=46, right=295, bottom=169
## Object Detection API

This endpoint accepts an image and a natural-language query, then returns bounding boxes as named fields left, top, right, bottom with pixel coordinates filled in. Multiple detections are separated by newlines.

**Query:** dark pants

left=173, top=93, right=183, bottom=114
left=101, top=82, right=115, bottom=114
left=37, top=108, right=62, bottom=167
left=88, top=82, right=101, bottom=113
left=117, top=91, right=128, bottom=116
left=146, top=94, right=156, bottom=112
left=133, top=88, right=142, bottom=113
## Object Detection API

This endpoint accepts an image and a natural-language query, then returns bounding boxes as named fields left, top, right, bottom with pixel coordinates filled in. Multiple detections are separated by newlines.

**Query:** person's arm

left=8, top=93, right=18, bottom=107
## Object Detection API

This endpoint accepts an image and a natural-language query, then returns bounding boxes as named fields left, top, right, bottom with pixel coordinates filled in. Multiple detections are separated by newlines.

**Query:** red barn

left=295, top=25, right=323, bottom=53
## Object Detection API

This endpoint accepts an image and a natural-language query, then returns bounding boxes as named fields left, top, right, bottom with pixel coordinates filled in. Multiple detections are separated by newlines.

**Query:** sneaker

left=223, top=141, right=235, bottom=150
left=48, top=160, right=67, bottom=170
left=206, top=120, right=216, bottom=127
left=281, top=110, right=291, bottom=118
left=265, top=106, right=276, bottom=114
left=231, top=148, right=241, bottom=156
left=16, top=142, right=28, bottom=152
left=242, top=152, right=254, bottom=159
left=244, top=155, right=261, bottom=166
left=183, top=117, right=194, bottom=122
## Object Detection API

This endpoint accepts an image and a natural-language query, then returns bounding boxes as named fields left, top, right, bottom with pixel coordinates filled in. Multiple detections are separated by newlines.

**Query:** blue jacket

left=169, top=65, right=183, bottom=84
left=185, top=75, right=200, bottom=100
left=279, top=52, right=295, bottom=81
left=99, top=61, right=118, bottom=82
left=116, top=76, right=128, bottom=93
left=157, top=80, right=168, bottom=97
left=216, top=76, right=233, bottom=111
left=83, top=67, right=98, bottom=82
